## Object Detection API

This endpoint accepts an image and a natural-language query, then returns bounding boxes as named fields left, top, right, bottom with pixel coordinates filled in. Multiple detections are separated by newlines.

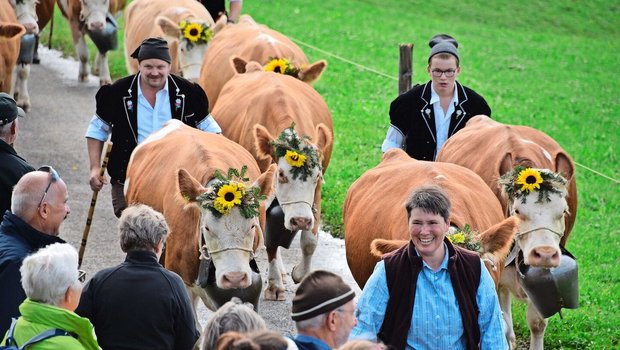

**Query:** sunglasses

left=78, top=269, right=86, bottom=283
left=37, top=166, right=60, bottom=207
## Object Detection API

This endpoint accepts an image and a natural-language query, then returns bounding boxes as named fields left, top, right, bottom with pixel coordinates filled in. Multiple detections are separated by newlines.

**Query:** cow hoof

left=291, top=264, right=306, bottom=284
left=263, top=285, right=286, bottom=301
left=79, top=74, right=89, bottom=83
left=17, top=100, right=31, bottom=113
left=99, top=78, right=112, bottom=86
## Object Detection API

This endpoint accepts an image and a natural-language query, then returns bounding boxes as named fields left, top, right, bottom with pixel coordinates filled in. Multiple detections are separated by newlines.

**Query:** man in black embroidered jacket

left=381, top=34, right=491, bottom=161
left=85, top=37, right=221, bottom=217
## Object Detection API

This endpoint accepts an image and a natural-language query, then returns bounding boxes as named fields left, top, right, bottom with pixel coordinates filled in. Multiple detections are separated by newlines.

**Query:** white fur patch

left=256, top=33, right=281, bottom=46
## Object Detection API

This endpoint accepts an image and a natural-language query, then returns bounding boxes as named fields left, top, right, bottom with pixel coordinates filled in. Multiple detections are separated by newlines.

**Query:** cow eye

left=203, top=225, right=210, bottom=232
left=514, top=208, right=520, bottom=215
left=278, top=170, right=288, bottom=183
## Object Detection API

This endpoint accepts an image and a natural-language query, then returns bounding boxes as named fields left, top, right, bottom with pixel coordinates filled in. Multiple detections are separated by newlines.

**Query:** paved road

left=16, top=48, right=362, bottom=337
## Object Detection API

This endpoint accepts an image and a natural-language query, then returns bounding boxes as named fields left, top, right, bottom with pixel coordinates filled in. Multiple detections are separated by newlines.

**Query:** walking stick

left=78, top=142, right=113, bottom=268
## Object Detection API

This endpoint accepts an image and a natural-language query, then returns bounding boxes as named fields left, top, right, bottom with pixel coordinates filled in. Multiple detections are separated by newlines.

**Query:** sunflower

left=183, top=22, right=203, bottom=43
left=213, top=183, right=242, bottom=215
left=264, top=58, right=290, bottom=74
left=448, top=232, right=466, bottom=244
left=516, top=168, right=544, bottom=193
left=285, top=150, right=306, bottom=167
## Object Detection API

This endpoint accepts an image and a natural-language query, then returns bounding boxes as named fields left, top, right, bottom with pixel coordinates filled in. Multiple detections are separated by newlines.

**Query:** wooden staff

left=79, top=142, right=112, bottom=268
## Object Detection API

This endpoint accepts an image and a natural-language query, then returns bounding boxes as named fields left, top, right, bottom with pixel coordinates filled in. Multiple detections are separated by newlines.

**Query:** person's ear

left=10, top=121, right=18, bottom=134
left=326, top=310, right=339, bottom=331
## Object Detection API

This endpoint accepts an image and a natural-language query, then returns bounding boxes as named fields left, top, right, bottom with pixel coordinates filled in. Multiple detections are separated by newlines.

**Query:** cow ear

left=213, top=15, right=227, bottom=34
left=299, top=60, right=327, bottom=83
left=370, top=239, right=408, bottom=257
left=314, top=123, right=333, bottom=158
left=253, top=124, right=275, bottom=161
left=0, top=23, right=26, bottom=38
left=554, top=152, right=574, bottom=181
left=478, top=216, right=518, bottom=260
left=498, top=152, right=514, bottom=178
left=177, top=168, right=206, bottom=203
left=254, top=163, right=277, bottom=198
left=231, top=56, right=247, bottom=74
left=238, top=14, right=255, bottom=25
left=156, top=16, right=181, bottom=39
left=381, top=148, right=411, bottom=163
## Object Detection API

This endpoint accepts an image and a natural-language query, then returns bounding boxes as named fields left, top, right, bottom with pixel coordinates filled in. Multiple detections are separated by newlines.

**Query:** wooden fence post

left=399, top=43, right=413, bottom=95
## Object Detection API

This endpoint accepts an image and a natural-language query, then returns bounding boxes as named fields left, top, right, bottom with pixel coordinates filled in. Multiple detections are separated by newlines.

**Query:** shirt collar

left=416, top=242, right=450, bottom=271
left=137, top=72, right=169, bottom=98
left=429, top=83, right=459, bottom=106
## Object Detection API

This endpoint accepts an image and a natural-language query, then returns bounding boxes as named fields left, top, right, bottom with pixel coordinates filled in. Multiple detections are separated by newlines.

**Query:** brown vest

left=378, top=239, right=481, bottom=350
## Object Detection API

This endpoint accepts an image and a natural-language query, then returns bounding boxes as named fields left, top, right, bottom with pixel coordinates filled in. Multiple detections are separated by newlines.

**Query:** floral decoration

left=196, top=166, right=265, bottom=218
left=179, top=20, right=213, bottom=48
left=516, top=168, right=543, bottom=193
left=264, top=57, right=301, bottom=78
left=447, top=224, right=481, bottom=252
left=500, top=165, right=567, bottom=204
left=270, top=123, right=321, bottom=181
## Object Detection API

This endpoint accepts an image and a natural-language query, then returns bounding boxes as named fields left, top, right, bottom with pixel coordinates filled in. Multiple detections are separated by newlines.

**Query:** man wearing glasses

left=381, top=34, right=491, bottom=161
left=0, top=168, right=71, bottom=336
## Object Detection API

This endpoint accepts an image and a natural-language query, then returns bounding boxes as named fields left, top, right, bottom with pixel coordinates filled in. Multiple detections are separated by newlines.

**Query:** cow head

left=177, top=164, right=276, bottom=289
left=500, top=166, right=570, bottom=268
left=232, top=56, right=327, bottom=84
left=254, top=123, right=332, bottom=233
left=79, top=0, right=109, bottom=32
left=157, top=15, right=226, bottom=81
left=9, top=0, right=38, bottom=34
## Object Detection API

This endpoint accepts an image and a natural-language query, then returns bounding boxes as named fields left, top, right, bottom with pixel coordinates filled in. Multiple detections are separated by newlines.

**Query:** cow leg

left=291, top=229, right=317, bottom=283
left=526, top=302, right=547, bottom=350
left=499, top=284, right=516, bottom=349
left=264, top=246, right=285, bottom=300
left=276, top=249, right=288, bottom=281
left=96, top=51, right=112, bottom=85
left=15, top=64, right=31, bottom=112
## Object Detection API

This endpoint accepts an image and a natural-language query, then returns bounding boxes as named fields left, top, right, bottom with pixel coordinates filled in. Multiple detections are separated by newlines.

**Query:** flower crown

left=264, top=57, right=301, bottom=78
left=196, top=166, right=265, bottom=218
left=499, top=166, right=567, bottom=204
left=270, top=124, right=321, bottom=181
left=447, top=224, right=481, bottom=252
left=179, top=20, right=213, bottom=48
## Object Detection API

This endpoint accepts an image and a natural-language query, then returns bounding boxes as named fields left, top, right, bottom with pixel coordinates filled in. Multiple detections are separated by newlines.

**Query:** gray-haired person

left=201, top=297, right=267, bottom=350
left=1, top=243, right=99, bottom=349
left=76, top=204, right=199, bottom=350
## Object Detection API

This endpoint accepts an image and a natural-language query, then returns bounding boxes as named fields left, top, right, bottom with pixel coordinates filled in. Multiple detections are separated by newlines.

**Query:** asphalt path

left=16, top=47, right=362, bottom=338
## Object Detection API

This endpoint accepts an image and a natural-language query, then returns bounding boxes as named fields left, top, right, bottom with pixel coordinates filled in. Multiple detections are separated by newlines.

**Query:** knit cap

left=130, top=37, right=172, bottom=64
left=291, top=270, right=355, bottom=321
left=428, top=33, right=459, bottom=62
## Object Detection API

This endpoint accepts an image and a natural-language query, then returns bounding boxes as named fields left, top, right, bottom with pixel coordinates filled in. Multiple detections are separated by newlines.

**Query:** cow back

left=344, top=149, right=505, bottom=287
left=199, top=16, right=308, bottom=108
left=0, top=1, right=25, bottom=92
left=436, top=115, right=577, bottom=243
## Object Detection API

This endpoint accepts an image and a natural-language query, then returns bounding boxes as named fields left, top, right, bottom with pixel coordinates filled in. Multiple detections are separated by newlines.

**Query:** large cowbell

left=86, top=13, right=118, bottom=54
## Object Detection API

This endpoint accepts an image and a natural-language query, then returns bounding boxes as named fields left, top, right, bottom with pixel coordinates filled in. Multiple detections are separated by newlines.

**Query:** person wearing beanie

left=381, top=33, right=492, bottom=161
left=291, top=270, right=357, bottom=350
left=349, top=186, right=507, bottom=350
left=85, top=37, right=221, bottom=217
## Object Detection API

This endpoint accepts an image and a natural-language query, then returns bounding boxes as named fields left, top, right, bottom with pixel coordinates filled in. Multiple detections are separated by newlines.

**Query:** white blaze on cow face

left=512, top=189, right=568, bottom=268
left=275, top=156, right=320, bottom=232
left=80, top=0, right=109, bottom=32
left=177, top=30, right=211, bottom=81
left=10, top=0, right=38, bottom=34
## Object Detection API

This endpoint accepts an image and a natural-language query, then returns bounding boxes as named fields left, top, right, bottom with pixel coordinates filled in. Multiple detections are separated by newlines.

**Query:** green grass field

left=40, top=1, right=619, bottom=348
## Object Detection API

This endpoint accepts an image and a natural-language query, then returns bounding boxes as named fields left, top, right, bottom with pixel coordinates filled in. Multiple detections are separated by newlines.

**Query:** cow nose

left=289, top=217, right=311, bottom=231
left=25, top=23, right=39, bottom=34
left=88, top=21, right=105, bottom=31
left=222, top=271, right=249, bottom=288
left=528, top=246, right=560, bottom=268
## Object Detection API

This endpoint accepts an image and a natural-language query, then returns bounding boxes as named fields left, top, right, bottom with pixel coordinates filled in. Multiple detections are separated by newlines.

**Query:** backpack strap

left=19, top=329, right=76, bottom=350
left=2, top=318, right=19, bottom=347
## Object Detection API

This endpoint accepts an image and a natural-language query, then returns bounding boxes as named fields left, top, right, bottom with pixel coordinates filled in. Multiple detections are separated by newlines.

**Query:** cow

left=125, top=120, right=276, bottom=315
left=56, top=0, right=127, bottom=85
left=9, top=0, right=40, bottom=111
left=0, top=2, right=26, bottom=94
left=124, top=0, right=225, bottom=81
left=343, top=149, right=518, bottom=289
left=436, top=115, right=577, bottom=349
left=199, top=14, right=326, bottom=109
left=211, top=60, right=333, bottom=300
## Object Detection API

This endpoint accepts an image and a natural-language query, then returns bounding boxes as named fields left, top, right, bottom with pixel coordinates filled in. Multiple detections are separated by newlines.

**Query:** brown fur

left=0, top=2, right=25, bottom=93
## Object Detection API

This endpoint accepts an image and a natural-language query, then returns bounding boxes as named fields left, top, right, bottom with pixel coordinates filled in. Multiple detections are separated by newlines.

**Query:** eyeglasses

left=431, top=69, right=456, bottom=77
left=78, top=269, right=86, bottom=283
left=37, top=166, right=60, bottom=207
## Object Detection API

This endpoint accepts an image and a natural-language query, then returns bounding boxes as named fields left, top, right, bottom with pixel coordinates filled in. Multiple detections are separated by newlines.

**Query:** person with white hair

left=0, top=243, right=99, bottom=349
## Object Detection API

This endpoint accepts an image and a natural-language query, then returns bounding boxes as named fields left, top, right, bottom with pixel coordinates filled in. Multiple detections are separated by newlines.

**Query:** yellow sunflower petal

left=285, top=150, right=307, bottom=167
left=183, top=23, right=203, bottom=43
left=516, top=168, right=543, bottom=193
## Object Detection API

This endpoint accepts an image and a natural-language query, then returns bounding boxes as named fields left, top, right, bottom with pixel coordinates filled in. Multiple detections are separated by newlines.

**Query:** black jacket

left=0, top=212, right=65, bottom=336
left=389, top=81, right=491, bottom=161
left=0, top=139, right=34, bottom=222
left=76, top=250, right=199, bottom=350
left=93, top=73, right=210, bottom=181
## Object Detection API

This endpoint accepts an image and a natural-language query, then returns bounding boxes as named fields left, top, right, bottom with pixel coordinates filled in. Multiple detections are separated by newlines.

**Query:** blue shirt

left=293, top=333, right=331, bottom=350
left=350, top=244, right=508, bottom=350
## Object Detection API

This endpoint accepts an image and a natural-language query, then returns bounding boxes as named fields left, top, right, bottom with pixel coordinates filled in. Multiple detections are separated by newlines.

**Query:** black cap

left=130, top=37, right=172, bottom=64
left=428, top=34, right=460, bottom=62
left=0, top=92, right=25, bottom=126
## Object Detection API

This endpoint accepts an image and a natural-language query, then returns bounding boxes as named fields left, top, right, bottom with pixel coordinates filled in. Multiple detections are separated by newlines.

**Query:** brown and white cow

left=124, top=0, right=225, bottom=81
left=0, top=2, right=26, bottom=94
left=343, top=149, right=518, bottom=289
left=9, top=0, right=39, bottom=111
left=212, top=60, right=333, bottom=300
left=199, top=15, right=326, bottom=109
left=125, top=120, right=276, bottom=314
left=56, top=0, right=126, bottom=85
left=436, top=115, right=577, bottom=350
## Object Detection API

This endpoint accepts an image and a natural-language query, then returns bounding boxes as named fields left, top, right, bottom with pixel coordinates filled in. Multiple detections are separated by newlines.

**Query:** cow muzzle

left=516, top=226, right=563, bottom=268
left=280, top=199, right=314, bottom=231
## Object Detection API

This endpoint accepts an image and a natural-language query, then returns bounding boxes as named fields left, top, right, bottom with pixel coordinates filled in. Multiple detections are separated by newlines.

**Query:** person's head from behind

left=131, top=37, right=172, bottom=90
left=292, top=270, right=357, bottom=348
left=216, top=330, right=294, bottom=350
left=119, top=204, right=169, bottom=257
left=405, top=185, right=451, bottom=255
left=0, top=92, right=25, bottom=144
left=201, top=297, right=267, bottom=350
left=427, top=34, right=461, bottom=95
left=20, top=243, right=83, bottom=311
left=11, top=167, right=70, bottom=235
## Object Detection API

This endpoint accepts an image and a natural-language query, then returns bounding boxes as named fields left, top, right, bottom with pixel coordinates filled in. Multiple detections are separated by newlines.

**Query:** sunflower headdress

left=264, top=57, right=301, bottom=78
left=500, top=166, right=567, bottom=204
left=447, top=224, right=481, bottom=252
left=270, top=124, right=321, bottom=181
left=179, top=20, right=214, bottom=48
left=196, top=166, right=265, bottom=218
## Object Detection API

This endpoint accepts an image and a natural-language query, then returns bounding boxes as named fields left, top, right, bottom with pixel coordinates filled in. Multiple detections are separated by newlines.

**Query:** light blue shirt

left=85, top=74, right=221, bottom=143
left=350, top=243, right=508, bottom=350
left=430, top=85, right=458, bottom=155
